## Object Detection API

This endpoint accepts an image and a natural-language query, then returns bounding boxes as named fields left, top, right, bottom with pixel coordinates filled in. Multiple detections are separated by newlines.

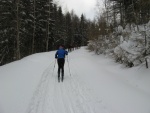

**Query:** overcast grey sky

left=56, top=0, right=103, bottom=20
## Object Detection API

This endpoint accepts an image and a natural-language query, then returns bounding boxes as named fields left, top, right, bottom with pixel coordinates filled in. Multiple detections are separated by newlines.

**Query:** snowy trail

left=26, top=61, right=54, bottom=113
left=26, top=53, right=111, bottom=113
left=68, top=49, right=150, bottom=113
left=0, top=47, right=150, bottom=113
left=26, top=64, right=108, bottom=113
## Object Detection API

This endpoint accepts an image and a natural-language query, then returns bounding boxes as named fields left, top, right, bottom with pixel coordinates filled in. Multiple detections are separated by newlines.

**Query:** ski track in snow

left=26, top=61, right=55, bottom=113
left=26, top=58, right=112, bottom=113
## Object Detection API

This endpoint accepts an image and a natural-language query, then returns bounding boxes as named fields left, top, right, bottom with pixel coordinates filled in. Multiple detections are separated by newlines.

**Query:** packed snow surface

left=0, top=47, right=150, bottom=113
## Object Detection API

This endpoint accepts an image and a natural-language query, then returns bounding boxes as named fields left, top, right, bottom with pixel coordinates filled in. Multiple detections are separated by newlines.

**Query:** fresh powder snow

left=0, top=47, right=150, bottom=113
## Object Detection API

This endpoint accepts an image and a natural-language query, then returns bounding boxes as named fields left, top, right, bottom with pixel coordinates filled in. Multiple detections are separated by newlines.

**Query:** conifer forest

left=0, top=0, right=88, bottom=65
left=0, top=0, right=150, bottom=67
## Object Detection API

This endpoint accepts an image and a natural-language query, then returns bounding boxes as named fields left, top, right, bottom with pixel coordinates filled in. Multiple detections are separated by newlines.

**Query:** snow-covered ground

left=0, top=47, right=150, bottom=113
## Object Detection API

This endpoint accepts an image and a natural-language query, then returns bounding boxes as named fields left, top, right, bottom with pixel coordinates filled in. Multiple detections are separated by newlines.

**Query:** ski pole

left=52, top=59, right=56, bottom=76
left=67, top=56, right=71, bottom=76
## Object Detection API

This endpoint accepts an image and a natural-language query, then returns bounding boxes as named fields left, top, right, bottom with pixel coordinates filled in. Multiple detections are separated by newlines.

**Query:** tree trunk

left=113, top=2, right=116, bottom=27
left=16, top=0, right=20, bottom=59
left=32, top=0, right=36, bottom=53
left=46, top=0, right=51, bottom=51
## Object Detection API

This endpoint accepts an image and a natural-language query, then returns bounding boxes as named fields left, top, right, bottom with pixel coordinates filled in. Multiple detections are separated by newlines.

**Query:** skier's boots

left=61, top=73, right=64, bottom=82
left=58, top=73, right=60, bottom=82
left=58, top=77, right=60, bottom=82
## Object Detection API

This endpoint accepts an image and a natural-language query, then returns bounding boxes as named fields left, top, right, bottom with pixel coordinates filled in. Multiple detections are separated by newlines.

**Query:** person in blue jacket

left=55, top=45, right=68, bottom=82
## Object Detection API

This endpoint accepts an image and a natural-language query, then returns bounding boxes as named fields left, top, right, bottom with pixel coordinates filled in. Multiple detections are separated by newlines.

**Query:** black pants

left=57, top=58, right=65, bottom=78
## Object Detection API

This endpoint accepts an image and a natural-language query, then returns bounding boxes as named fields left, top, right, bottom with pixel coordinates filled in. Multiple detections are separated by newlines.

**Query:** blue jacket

left=55, top=49, right=68, bottom=59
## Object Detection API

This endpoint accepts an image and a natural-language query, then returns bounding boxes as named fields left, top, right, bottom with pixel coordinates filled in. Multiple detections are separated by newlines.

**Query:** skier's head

left=59, top=45, right=64, bottom=49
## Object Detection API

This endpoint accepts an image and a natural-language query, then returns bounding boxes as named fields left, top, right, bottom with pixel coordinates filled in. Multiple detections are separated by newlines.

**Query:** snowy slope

left=0, top=47, right=150, bottom=113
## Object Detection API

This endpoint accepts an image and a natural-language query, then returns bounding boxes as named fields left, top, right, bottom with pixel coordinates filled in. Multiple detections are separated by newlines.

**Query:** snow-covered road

left=0, top=47, right=150, bottom=113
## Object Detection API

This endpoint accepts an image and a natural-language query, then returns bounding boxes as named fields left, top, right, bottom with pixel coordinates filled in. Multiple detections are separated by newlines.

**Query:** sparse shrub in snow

left=113, top=23, right=150, bottom=67
left=87, top=40, right=95, bottom=51
left=117, top=25, right=123, bottom=35
left=88, top=36, right=108, bottom=55
left=114, top=39, right=144, bottom=66
left=88, top=21, right=150, bottom=68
